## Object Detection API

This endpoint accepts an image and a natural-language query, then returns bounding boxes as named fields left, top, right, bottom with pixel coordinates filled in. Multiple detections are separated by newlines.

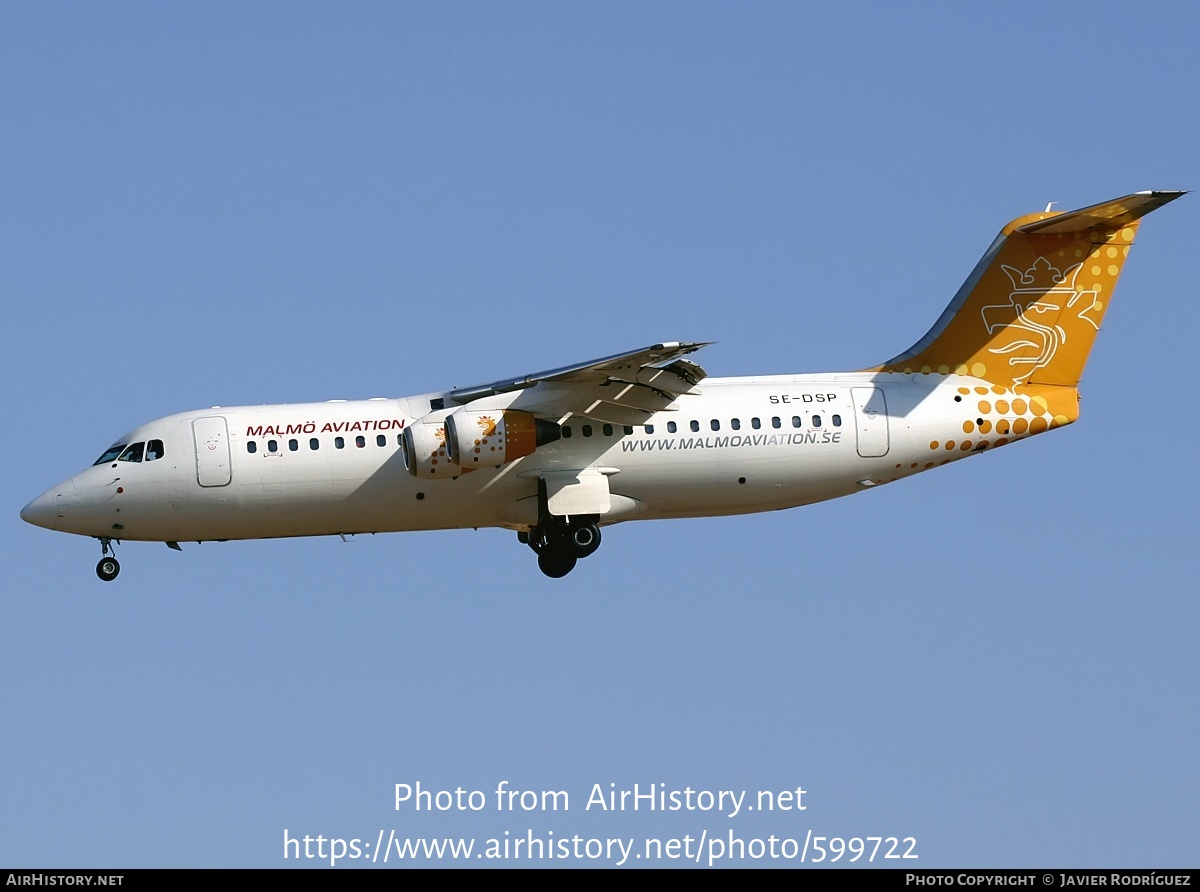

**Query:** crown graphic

left=1001, top=256, right=1082, bottom=293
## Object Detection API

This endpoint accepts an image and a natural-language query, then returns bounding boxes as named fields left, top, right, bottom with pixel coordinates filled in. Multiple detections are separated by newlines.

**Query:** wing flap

left=447, top=342, right=708, bottom=404
left=445, top=341, right=710, bottom=423
left=578, top=401, right=662, bottom=426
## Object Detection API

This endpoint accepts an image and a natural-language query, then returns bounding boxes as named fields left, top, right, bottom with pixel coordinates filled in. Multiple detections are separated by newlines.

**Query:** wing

left=445, top=341, right=711, bottom=425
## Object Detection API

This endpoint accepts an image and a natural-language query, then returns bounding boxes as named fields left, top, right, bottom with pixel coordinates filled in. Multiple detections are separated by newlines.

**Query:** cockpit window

left=146, top=440, right=165, bottom=461
left=118, top=442, right=145, bottom=463
left=94, top=444, right=127, bottom=466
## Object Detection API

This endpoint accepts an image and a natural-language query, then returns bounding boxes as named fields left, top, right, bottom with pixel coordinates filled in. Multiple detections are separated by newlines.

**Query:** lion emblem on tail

left=981, top=256, right=1102, bottom=384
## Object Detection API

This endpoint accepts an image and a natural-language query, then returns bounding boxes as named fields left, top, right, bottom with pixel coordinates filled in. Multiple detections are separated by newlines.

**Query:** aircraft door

left=851, top=386, right=889, bottom=457
left=193, top=416, right=232, bottom=487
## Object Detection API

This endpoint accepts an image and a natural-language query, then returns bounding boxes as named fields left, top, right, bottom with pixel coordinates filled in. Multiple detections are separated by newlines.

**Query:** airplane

left=20, top=190, right=1184, bottom=580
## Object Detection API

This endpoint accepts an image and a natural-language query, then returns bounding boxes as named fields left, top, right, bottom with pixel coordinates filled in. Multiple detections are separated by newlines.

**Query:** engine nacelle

left=400, top=421, right=456, bottom=479
left=444, top=409, right=561, bottom=470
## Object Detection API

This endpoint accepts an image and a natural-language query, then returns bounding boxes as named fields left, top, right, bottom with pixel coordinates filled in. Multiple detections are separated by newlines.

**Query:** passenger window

left=645, top=424, right=654, bottom=435
left=335, top=437, right=345, bottom=449
left=355, top=435, right=366, bottom=448
left=813, top=415, right=822, bottom=427
left=582, top=424, right=593, bottom=437
left=752, top=417, right=761, bottom=430
left=247, top=441, right=257, bottom=454
left=667, top=421, right=677, bottom=434
left=289, top=439, right=299, bottom=451
left=377, top=434, right=386, bottom=447
left=267, top=439, right=278, bottom=453
left=832, top=414, right=842, bottom=427
left=603, top=424, right=613, bottom=437
left=562, top=425, right=572, bottom=438
left=710, top=419, right=720, bottom=431
left=310, top=438, right=320, bottom=450
left=731, top=418, right=740, bottom=430
left=792, top=416, right=802, bottom=428
left=772, top=417, right=781, bottom=429
left=690, top=420, right=700, bottom=432
left=623, top=425, right=633, bottom=435
left=118, top=442, right=145, bottom=463
left=145, top=440, right=164, bottom=461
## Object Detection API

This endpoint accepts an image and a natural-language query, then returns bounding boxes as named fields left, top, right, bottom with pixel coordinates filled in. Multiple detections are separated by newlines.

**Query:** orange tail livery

left=874, top=190, right=1185, bottom=425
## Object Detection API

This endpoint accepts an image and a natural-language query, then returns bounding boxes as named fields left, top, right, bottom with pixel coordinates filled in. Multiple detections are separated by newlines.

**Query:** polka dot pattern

left=918, top=383, right=1077, bottom=483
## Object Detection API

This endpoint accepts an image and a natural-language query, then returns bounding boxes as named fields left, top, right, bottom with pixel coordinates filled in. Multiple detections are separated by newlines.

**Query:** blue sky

left=3, top=2, right=1197, bottom=867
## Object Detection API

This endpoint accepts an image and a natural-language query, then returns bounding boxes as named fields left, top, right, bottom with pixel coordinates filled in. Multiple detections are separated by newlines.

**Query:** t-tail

left=875, top=192, right=1185, bottom=413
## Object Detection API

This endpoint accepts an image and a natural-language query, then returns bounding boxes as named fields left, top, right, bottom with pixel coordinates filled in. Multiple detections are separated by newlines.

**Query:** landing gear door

left=193, top=416, right=232, bottom=487
left=851, top=386, right=889, bottom=458
left=542, top=469, right=611, bottom=517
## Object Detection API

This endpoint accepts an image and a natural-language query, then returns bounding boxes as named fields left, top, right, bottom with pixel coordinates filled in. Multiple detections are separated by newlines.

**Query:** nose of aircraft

left=20, top=483, right=67, bottom=531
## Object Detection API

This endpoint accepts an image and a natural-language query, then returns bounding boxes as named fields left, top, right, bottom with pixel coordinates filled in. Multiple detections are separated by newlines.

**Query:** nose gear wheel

left=95, top=537, right=120, bottom=582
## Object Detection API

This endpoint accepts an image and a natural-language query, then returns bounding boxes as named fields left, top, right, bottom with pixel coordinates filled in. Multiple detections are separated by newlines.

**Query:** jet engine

left=401, top=410, right=561, bottom=478
left=400, top=421, right=456, bottom=479
left=444, top=409, right=560, bottom=471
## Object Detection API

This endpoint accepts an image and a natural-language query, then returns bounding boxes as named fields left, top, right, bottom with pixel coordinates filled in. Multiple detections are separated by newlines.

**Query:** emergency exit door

left=850, top=386, right=889, bottom=458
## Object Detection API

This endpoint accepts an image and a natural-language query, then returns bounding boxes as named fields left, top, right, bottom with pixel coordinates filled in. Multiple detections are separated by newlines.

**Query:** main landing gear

left=519, top=476, right=604, bottom=578
left=519, top=518, right=602, bottom=578
left=96, top=537, right=120, bottom=582
left=520, top=521, right=604, bottom=583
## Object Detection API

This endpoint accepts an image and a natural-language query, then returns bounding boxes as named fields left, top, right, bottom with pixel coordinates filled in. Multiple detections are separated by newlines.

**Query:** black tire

left=570, top=523, right=602, bottom=559
left=537, top=551, right=577, bottom=578
left=96, top=557, right=120, bottom=582
left=527, top=527, right=558, bottom=555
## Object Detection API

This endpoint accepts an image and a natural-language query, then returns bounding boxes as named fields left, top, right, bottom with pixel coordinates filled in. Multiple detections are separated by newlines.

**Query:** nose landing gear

left=95, top=537, right=120, bottom=582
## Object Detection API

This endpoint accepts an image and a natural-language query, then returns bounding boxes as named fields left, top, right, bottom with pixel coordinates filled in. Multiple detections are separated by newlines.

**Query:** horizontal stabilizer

left=1018, top=191, right=1186, bottom=235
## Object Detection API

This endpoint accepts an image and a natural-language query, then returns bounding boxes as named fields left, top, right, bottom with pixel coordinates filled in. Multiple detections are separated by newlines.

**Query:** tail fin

left=877, top=191, right=1185, bottom=388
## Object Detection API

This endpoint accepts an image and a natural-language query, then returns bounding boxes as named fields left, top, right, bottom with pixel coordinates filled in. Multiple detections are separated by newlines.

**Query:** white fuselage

left=23, top=371, right=1019, bottom=545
